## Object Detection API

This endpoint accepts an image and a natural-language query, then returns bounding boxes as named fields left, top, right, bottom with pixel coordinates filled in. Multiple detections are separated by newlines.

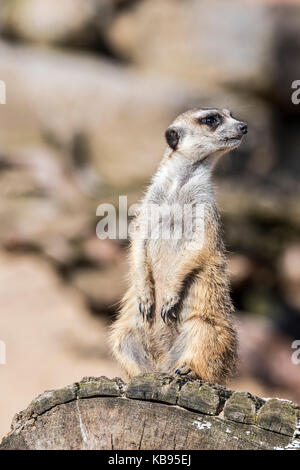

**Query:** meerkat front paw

left=137, top=288, right=154, bottom=321
left=161, top=293, right=180, bottom=323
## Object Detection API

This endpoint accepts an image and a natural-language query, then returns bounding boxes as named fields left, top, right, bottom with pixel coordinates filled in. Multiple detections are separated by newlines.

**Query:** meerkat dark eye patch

left=165, top=128, right=180, bottom=150
left=198, top=113, right=222, bottom=129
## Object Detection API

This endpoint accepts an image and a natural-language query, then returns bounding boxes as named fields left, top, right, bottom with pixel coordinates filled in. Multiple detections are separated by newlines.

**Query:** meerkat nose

left=238, top=122, right=248, bottom=134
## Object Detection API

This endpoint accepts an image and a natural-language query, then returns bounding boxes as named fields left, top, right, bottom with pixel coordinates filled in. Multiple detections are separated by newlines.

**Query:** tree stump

left=1, top=374, right=299, bottom=450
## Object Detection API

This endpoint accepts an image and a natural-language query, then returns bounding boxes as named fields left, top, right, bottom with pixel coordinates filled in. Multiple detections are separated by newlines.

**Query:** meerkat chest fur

left=146, top=153, right=218, bottom=241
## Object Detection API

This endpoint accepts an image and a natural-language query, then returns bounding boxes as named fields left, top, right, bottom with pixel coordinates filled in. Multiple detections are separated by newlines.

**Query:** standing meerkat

left=110, top=108, right=247, bottom=384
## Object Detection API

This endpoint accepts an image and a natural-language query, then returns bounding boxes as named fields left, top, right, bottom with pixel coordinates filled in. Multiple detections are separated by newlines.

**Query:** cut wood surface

left=1, top=374, right=299, bottom=450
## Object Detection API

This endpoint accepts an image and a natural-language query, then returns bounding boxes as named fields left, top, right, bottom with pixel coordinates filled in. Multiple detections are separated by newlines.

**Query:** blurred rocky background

left=0, top=0, right=300, bottom=439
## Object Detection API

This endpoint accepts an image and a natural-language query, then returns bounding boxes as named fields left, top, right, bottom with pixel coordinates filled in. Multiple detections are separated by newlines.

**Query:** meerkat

left=110, top=108, right=247, bottom=384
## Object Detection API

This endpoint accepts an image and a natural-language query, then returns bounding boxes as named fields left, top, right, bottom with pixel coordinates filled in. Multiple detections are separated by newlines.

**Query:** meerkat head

left=165, top=108, right=247, bottom=163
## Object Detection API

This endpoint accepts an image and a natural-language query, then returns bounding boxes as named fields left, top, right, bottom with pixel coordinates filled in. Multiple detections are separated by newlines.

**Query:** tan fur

left=110, top=108, right=247, bottom=384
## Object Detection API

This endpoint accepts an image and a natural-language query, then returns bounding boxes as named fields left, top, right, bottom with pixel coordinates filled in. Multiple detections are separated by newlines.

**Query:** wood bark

left=1, top=374, right=299, bottom=450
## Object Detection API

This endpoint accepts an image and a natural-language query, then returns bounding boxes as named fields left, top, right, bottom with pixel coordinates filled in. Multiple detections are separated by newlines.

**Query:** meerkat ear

left=165, top=127, right=180, bottom=150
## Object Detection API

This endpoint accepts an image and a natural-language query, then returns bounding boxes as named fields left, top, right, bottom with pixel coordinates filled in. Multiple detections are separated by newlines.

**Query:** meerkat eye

left=198, top=114, right=221, bottom=129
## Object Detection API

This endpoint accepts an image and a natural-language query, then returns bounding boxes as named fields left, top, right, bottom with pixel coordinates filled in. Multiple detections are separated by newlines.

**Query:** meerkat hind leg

left=165, top=316, right=236, bottom=384
left=111, top=324, right=154, bottom=377
left=110, top=290, right=155, bottom=377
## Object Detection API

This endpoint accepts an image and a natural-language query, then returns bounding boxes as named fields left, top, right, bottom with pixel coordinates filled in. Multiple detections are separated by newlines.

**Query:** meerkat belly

left=148, top=237, right=200, bottom=364
left=147, top=239, right=180, bottom=361
left=148, top=238, right=183, bottom=315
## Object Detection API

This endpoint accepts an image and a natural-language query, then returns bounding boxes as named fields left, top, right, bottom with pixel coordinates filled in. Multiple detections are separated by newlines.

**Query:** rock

left=109, top=0, right=274, bottom=91
left=0, top=0, right=114, bottom=48
left=0, top=144, right=94, bottom=261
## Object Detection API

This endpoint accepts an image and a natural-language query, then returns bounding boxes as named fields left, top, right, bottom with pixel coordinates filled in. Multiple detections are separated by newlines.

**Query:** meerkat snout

left=237, top=122, right=248, bottom=135
left=224, top=120, right=248, bottom=141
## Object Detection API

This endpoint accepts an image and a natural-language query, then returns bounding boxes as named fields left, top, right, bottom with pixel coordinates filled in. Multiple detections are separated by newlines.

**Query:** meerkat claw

left=138, top=298, right=153, bottom=322
left=174, top=367, right=192, bottom=376
left=161, top=305, right=177, bottom=323
left=169, top=310, right=177, bottom=321
left=146, top=305, right=152, bottom=321
left=138, top=302, right=144, bottom=319
left=161, top=305, right=171, bottom=323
